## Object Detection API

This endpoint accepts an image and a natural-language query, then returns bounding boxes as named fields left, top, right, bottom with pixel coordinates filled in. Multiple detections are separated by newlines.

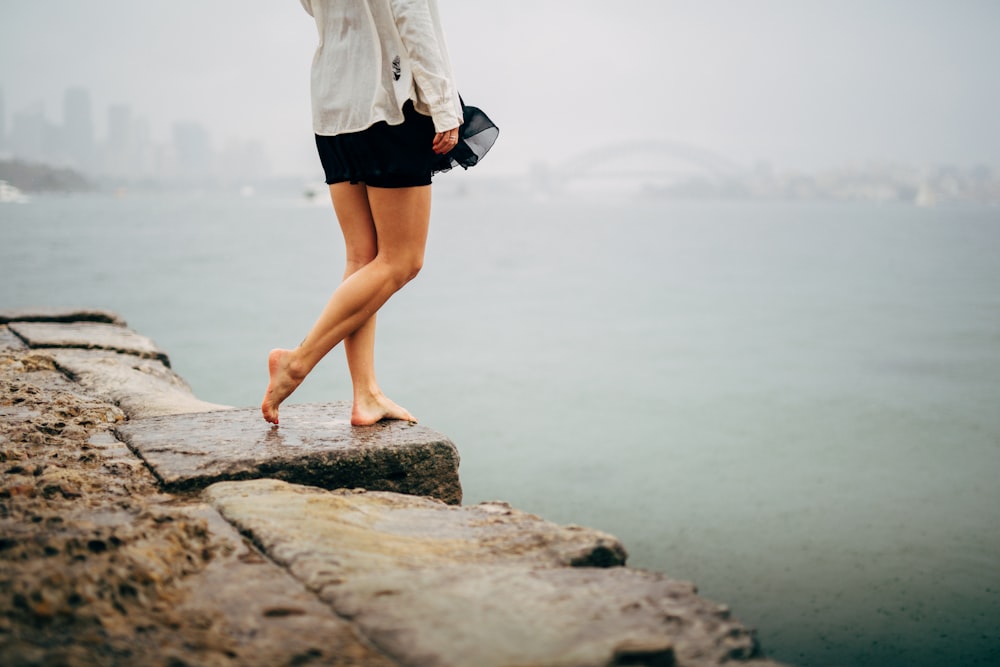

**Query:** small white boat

left=0, top=180, right=29, bottom=204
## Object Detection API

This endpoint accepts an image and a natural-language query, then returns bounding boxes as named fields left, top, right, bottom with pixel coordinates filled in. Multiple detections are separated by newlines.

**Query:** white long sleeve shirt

left=300, top=0, right=463, bottom=135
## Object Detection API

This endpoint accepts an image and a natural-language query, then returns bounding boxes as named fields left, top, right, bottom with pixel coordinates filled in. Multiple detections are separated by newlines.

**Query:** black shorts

left=315, top=100, right=437, bottom=188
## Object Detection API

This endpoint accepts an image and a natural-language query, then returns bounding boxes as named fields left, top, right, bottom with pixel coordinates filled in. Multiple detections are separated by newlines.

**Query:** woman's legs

left=261, top=182, right=432, bottom=425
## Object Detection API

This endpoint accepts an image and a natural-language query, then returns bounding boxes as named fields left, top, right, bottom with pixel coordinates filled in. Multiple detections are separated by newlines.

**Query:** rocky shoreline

left=1, top=308, right=786, bottom=667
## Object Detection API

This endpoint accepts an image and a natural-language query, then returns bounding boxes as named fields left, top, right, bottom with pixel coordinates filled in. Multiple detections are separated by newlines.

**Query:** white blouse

left=300, top=0, right=463, bottom=135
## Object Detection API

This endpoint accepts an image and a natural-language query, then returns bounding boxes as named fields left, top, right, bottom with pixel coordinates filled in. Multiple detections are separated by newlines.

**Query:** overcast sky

left=2, top=0, right=999, bottom=176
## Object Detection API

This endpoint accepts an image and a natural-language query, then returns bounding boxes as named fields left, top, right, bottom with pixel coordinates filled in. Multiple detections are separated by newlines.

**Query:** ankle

left=284, top=351, right=310, bottom=382
left=353, top=384, right=383, bottom=403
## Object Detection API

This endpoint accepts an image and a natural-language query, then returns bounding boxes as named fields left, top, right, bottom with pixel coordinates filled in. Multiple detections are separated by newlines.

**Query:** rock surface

left=1, top=335, right=399, bottom=666
left=116, top=403, right=462, bottom=504
left=206, top=479, right=780, bottom=667
left=206, top=480, right=625, bottom=576
left=1, top=308, right=786, bottom=667
left=7, top=321, right=169, bottom=365
left=2, top=310, right=230, bottom=418
left=49, top=348, right=230, bottom=418
left=171, top=500, right=399, bottom=667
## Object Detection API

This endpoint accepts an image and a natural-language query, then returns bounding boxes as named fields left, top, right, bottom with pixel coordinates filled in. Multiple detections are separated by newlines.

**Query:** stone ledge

left=8, top=321, right=170, bottom=366
left=115, top=402, right=462, bottom=504
left=48, top=348, right=230, bottom=419
left=207, top=479, right=624, bottom=575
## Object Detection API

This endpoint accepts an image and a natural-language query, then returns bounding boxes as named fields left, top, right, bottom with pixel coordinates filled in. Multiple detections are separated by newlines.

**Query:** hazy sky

left=2, top=0, right=999, bottom=175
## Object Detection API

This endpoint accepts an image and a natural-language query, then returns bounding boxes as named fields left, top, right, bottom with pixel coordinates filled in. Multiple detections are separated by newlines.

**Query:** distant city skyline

left=3, top=80, right=1000, bottom=207
left=2, top=1, right=1000, bottom=180
left=0, top=84, right=270, bottom=185
left=3, top=77, right=1000, bottom=208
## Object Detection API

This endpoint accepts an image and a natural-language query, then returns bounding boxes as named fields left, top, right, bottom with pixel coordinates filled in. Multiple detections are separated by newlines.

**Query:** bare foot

left=261, top=349, right=305, bottom=424
left=351, top=391, right=417, bottom=426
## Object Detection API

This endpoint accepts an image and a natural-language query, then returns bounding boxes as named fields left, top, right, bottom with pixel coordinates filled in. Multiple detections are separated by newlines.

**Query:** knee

left=385, top=254, right=423, bottom=288
left=397, top=255, right=424, bottom=285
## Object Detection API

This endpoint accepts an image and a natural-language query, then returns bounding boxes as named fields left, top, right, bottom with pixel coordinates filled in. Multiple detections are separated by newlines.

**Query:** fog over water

left=2, top=0, right=1000, bottom=175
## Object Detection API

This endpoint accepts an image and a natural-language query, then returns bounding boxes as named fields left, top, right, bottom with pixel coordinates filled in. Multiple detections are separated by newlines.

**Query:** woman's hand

left=433, top=127, right=460, bottom=155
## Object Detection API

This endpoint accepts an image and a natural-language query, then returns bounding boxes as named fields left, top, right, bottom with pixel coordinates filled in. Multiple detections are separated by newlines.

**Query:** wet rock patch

left=116, top=402, right=462, bottom=504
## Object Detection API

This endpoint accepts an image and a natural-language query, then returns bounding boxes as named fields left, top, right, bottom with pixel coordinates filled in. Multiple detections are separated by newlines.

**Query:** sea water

left=2, top=190, right=999, bottom=666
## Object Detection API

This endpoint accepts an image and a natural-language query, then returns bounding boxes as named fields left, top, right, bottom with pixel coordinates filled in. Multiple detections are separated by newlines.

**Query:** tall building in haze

left=63, top=87, right=95, bottom=171
left=105, top=104, right=134, bottom=179
left=9, top=102, right=48, bottom=161
left=172, top=121, right=213, bottom=181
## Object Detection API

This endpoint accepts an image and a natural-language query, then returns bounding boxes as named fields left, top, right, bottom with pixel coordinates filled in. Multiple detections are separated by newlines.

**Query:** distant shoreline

left=0, top=158, right=92, bottom=193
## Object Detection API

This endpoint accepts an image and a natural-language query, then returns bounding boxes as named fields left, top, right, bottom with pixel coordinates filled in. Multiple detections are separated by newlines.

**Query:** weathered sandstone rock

left=174, top=501, right=400, bottom=667
left=206, top=479, right=624, bottom=576
left=116, top=403, right=462, bottom=504
left=333, top=565, right=760, bottom=667
left=1, top=349, right=399, bottom=667
left=0, top=361, right=218, bottom=665
left=8, top=321, right=169, bottom=365
left=205, top=479, right=777, bottom=667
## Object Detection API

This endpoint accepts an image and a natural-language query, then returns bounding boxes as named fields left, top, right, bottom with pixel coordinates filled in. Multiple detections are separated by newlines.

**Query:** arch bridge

left=532, top=140, right=743, bottom=192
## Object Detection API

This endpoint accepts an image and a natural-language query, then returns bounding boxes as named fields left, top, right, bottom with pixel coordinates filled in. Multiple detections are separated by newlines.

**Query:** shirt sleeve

left=299, top=0, right=314, bottom=17
left=389, top=0, right=462, bottom=132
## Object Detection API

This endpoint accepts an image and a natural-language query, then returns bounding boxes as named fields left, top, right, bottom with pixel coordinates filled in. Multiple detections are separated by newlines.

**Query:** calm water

left=3, top=191, right=999, bottom=666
